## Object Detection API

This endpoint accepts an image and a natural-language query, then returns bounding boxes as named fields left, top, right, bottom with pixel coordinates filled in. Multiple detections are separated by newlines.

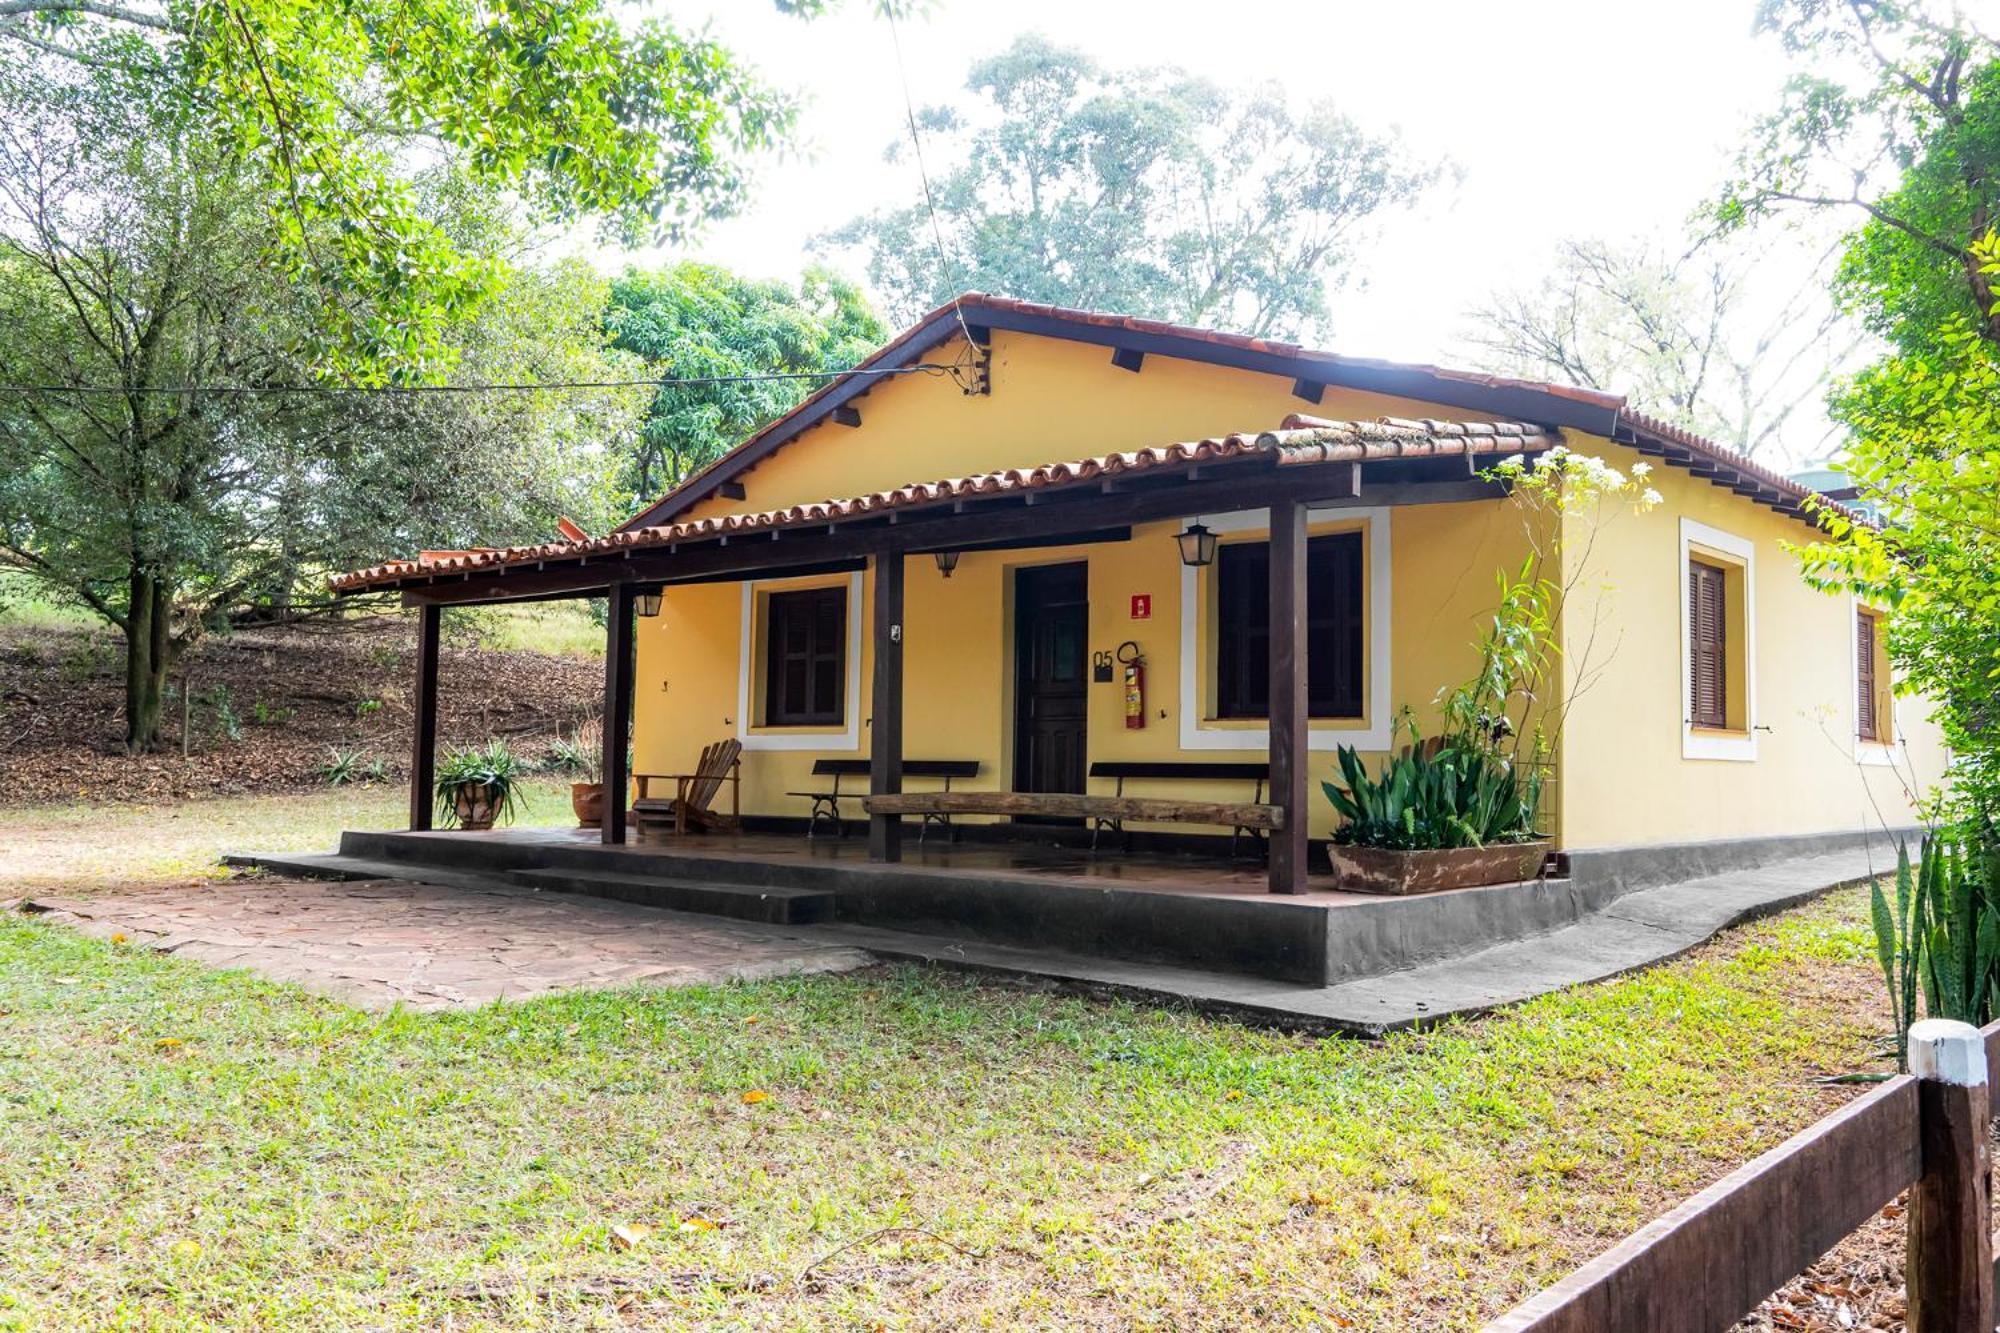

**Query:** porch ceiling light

left=634, top=589, right=664, bottom=617
left=933, top=550, right=961, bottom=579
left=1175, top=521, right=1217, bottom=568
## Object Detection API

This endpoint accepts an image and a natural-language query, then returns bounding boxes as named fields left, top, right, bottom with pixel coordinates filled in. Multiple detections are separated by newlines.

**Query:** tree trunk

left=123, top=567, right=176, bottom=753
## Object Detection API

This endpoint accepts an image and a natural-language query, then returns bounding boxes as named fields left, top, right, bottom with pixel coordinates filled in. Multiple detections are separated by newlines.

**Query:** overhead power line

left=0, top=363, right=954, bottom=397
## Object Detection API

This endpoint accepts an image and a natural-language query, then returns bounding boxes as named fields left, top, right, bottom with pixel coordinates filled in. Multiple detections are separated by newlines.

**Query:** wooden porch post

left=408, top=601, right=440, bottom=831
left=602, top=583, right=635, bottom=845
left=869, top=550, right=905, bottom=862
left=1268, top=498, right=1309, bottom=894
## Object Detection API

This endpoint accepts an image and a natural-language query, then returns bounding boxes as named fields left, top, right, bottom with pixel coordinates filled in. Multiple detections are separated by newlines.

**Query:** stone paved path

left=17, top=877, right=874, bottom=1009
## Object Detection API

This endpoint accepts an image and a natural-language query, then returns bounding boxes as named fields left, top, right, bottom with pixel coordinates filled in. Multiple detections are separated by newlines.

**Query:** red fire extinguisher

left=1118, top=640, right=1145, bottom=730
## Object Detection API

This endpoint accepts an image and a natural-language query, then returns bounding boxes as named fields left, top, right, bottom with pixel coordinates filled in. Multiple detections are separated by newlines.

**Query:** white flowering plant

left=1322, top=444, right=1662, bottom=848
left=1440, top=447, right=1663, bottom=820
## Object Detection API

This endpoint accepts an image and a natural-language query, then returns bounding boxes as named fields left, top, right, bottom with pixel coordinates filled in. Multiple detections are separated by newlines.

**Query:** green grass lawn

left=0, top=790, right=1894, bottom=1330
left=3, top=779, right=576, bottom=895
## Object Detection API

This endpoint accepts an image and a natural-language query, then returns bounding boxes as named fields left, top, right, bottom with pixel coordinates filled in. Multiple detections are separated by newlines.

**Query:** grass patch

left=0, top=784, right=1895, bottom=1328
left=2, top=780, right=576, bottom=894
left=453, top=601, right=605, bottom=659
left=0, top=573, right=98, bottom=635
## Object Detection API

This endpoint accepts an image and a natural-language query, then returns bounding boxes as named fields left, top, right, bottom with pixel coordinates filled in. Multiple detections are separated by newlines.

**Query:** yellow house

left=334, top=294, right=1944, bottom=913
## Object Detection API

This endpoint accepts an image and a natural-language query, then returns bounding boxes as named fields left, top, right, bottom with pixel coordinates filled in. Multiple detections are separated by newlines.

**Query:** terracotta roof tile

left=332, top=415, right=1555, bottom=594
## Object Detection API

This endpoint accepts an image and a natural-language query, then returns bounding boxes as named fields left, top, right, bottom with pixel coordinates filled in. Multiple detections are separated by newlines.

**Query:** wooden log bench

left=789, top=758, right=979, bottom=841
left=1086, top=761, right=1273, bottom=856
left=861, top=781, right=1282, bottom=850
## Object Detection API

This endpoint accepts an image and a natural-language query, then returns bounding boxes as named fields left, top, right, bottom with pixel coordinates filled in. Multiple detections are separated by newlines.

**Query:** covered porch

left=319, top=823, right=1576, bottom=988
left=345, top=415, right=1558, bottom=897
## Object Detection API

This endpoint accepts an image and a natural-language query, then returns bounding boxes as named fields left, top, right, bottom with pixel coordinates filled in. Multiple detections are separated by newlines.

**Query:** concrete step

left=508, top=868, right=837, bottom=925
left=226, top=852, right=518, bottom=894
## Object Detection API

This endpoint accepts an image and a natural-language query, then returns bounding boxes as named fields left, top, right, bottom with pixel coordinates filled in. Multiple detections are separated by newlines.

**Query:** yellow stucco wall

left=671, top=328, right=1493, bottom=525
left=629, top=327, right=1947, bottom=850
left=1553, top=435, right=1949, bottom=850
left=632, top=500, right=1532, bottom=841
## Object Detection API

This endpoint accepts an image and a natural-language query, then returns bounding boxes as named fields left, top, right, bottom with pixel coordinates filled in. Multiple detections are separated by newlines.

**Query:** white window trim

left=1679, top=517, right=1758, bottom=762
left=736, top=570, right=864, bottom=752
left=1178, top=505, right=1393, bottom=752
left=1851, top=593, right=1898, bottom=767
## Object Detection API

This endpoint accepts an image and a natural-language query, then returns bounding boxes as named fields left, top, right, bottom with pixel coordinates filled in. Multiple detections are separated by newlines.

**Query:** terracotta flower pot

left=1326, top=839, right=1551, bottom=895
left=571, top=781, right=604, bottom=829
left=450, top=784, right=500, bottom=832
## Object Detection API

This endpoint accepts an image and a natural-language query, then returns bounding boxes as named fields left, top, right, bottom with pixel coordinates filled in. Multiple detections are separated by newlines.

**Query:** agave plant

left=1322, top=718, right=1541, bottom=850
left=434, top=739, right=525, bottom=830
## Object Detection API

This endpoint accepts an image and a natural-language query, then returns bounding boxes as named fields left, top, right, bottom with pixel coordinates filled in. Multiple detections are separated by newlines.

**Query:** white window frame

left=736, top=569, right=864, bottom=752
left=1178, top=505, right=1393, bottom=752
left=1679, top=517, right=1758, bottom=762
left=1851, top=593, right=1897, bottom=767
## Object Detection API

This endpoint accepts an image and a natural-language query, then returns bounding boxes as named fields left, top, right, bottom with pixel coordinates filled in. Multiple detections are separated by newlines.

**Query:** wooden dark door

left=1013, top=562, right=1089, bottom=803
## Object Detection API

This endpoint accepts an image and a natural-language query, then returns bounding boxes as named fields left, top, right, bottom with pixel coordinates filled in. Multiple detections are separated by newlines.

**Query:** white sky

left=595, top=0, right=1839, bottom=458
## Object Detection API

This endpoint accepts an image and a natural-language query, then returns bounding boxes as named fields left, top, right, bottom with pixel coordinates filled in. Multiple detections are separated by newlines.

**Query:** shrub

left=250, top=700, right=296, bottom=726
left=1871, top=828, right=2000, bottom=1068
left=543, top=719, right=603, bottom=781
left=1322, top=716, right=1541, bottom=851
left=316, top=747, right=368, bottom=786
left=434, top=740, right=524, bottom=828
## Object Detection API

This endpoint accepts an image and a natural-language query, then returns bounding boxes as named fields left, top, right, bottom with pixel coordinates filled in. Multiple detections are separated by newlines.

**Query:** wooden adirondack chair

left=633, top=739, right=743, bottom=836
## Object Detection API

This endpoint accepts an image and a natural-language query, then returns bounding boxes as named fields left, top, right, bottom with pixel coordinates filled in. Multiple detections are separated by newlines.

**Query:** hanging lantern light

left=634, top=589, right=663, bottom=617
left=1175, top=520, right=1217, bottom=568
left=933, top=550, right=961, bottom=579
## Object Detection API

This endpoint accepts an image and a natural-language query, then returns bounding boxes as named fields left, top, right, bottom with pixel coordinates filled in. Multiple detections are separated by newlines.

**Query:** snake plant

left=1321, top=721, right=1541, bottom=850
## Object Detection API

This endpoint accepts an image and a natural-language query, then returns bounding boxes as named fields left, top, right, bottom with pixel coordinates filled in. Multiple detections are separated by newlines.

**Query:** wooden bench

left=862, top=767, right=1280, bottom=851
left=789, top=758, right=979, bottom=842
left=1086, top=762, right=1271, bottom=856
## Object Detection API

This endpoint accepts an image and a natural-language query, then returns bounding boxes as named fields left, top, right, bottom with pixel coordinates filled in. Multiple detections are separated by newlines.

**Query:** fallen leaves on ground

left=0, top=617, right=601, bottom=805
left=609, top=1223, right=652, bottom=1252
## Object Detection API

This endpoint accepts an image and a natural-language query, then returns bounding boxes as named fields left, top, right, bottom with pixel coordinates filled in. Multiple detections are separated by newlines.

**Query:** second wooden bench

left=789, top=758, right=979, bottom=841
left=862, top=762, right=1279, bottom=852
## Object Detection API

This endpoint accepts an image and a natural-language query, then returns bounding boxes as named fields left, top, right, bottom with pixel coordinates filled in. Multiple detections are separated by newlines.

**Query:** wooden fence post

left=1906, top=1018, right=1992, bottom=1333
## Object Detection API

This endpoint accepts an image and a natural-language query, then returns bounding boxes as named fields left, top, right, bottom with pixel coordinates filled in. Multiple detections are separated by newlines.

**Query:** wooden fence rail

left=1486, top=1019, right=1996, bottom=1333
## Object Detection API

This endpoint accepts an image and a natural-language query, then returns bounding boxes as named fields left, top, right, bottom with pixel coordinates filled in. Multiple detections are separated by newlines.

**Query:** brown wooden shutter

left=1857, top=610, right=1878, bottom=741
left=765, top=585, right=847, bottom=725
left=1689, top=562, right=1727, bottom=729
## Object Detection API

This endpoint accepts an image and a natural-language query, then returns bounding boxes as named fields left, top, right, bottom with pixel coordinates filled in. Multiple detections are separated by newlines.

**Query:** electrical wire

left=886, top=9, right=977, bottom=360
left=0, top=364, right=954, bottom=397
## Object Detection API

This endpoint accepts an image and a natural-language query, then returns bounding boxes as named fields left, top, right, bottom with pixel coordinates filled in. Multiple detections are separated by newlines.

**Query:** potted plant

left=1322, top=717, right=1549, bottom=894
left=549, top=719, right=604, bottom=828
left=434, top=739, right=524, bottom=831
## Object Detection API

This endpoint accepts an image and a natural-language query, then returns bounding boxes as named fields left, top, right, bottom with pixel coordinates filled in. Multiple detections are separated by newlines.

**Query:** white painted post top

left=1909, top=1019, right=1989, bottom=1086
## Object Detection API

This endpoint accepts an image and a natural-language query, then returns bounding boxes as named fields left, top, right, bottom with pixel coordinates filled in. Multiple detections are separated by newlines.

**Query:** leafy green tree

left=0, top=0, right=838, bottom=376
left=820, top=33, right=1442, bottom=338
left=1797, top=307, right=2000, bottom=826
left=604, top=263, right=886, bottom=496
left=1717, top=1, right=2000, bottom=356
left=0, top=64, right=639, bottom=751
left=1730, top=4, right=2000, bottom=827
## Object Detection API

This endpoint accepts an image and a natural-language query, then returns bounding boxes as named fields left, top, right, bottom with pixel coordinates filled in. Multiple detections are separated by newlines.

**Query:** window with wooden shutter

left=764, top=585, right=846, bottom=726
left=1857, top=609, right=1881, bottom=741
left=1688, top=561, right=1728, bottom=729
left=1215, top=531, right=1365, bottom=719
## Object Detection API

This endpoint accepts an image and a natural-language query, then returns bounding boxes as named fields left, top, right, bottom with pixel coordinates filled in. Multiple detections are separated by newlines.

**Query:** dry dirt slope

left=0, top=613, right=601, bottom=805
